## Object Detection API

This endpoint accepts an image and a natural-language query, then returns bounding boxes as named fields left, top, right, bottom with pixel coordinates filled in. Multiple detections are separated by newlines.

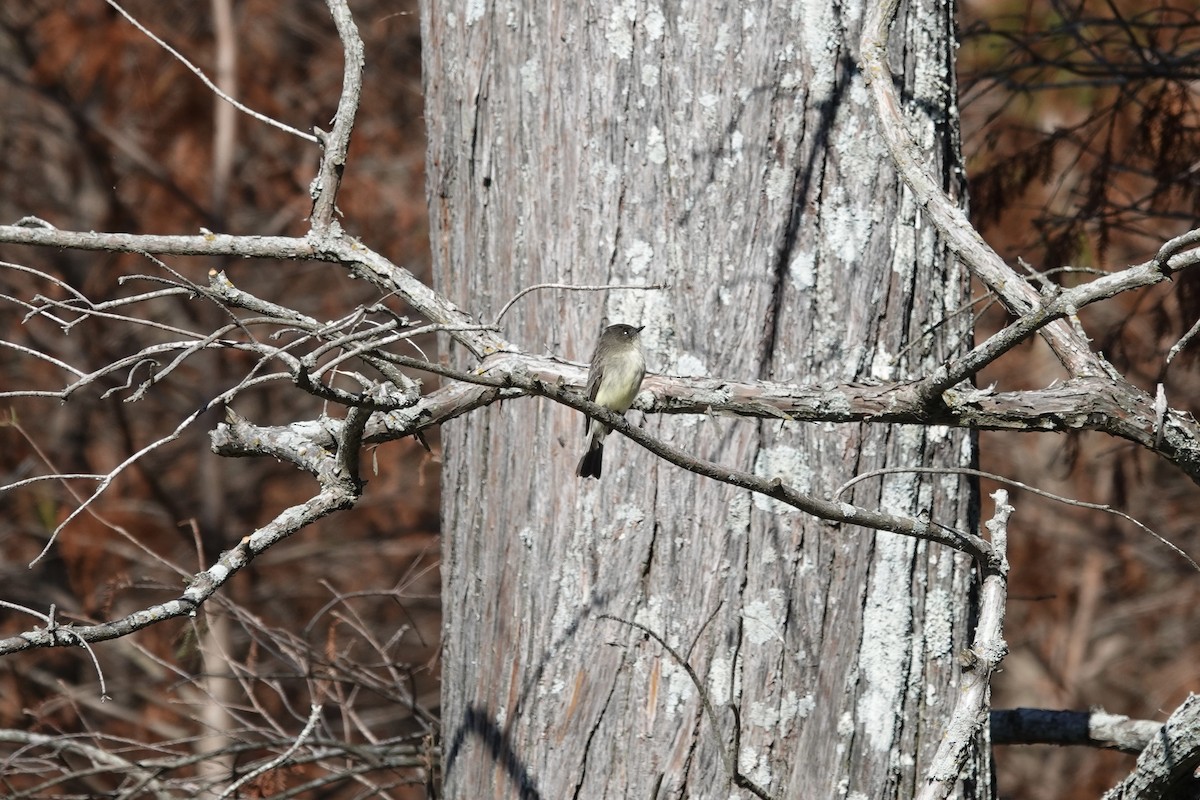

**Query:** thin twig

left=104, top=0, right=318, bottom=143
left=915, top=491, right=1011, bottom=800
left=216, top=704, right=324, bottom=799
left=837, top=466, right=1199, bottom=572
left=493, top=281, right=666, bottom=324
left=599, top=614, right=778, bottom=800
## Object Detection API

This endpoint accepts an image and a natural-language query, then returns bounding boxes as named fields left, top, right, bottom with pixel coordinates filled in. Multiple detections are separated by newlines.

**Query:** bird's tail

left=576, top=438, right=604, bottom=479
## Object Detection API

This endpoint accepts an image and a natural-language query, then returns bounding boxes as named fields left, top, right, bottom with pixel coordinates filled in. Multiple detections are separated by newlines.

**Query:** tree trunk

left=423, top=0, right=986, bottom=797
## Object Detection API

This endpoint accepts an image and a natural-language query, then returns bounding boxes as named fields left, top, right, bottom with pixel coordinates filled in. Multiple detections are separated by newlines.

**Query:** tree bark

left=423, top=0, right=985, bottom=797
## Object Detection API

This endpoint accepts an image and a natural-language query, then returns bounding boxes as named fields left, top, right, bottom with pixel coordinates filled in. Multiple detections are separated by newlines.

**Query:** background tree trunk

left=423, top=0, right=985, bottom=796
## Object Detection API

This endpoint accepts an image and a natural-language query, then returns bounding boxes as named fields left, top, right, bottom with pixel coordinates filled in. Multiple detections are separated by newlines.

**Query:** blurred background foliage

left=960, top=1, right=1200, bottom=797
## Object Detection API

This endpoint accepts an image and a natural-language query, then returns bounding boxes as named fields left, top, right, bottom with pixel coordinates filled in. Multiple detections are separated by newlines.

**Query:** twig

left=861, top=0, right=1107, bottom=380
left=104, top=0, right=318, bottom=143
left=0, top=484, right=358, bottom=657
left=599, top=614, right=778, bottom=800
left=523, top=376, right=1000, bottom=569
left=2, top=416, right=192, bottom=580
left=493, top=281, right=666, bottom=325
left=308, top=0, right=364, bottom=232
left=991, top=707, right=1163, bottom=753
left=28, top=404, right=213, bottom=566
left=915, top=490, right=1011, bottom=800
left=837, top=466, right=1199, bottom=573
left=1102, top=694, right=1200, bottom=800
left=216, top=704, right=324, bottom=799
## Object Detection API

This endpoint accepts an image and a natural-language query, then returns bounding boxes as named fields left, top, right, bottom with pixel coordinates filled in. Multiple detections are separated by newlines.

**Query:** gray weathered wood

left=422, top=0, right=985, bottom=796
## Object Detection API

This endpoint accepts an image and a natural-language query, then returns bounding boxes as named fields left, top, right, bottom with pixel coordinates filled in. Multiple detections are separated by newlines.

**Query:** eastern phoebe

left=577, top=323, right=646, bottom=479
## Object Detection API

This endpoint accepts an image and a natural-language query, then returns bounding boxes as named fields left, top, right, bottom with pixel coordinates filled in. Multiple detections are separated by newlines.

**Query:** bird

left=577, top=323, right=646, bottom=479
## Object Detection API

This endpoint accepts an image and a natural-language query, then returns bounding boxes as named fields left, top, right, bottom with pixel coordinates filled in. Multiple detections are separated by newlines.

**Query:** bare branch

left=861, top=0, right=1106, bottom=379
left=1103, top=694, right=1200, bottom=799
left=216, top=704, right=323, bottom=800
left=0, top=729, right=176, bottom=800
left=838, top=467, right=1198, bottom=571
left=0, top=487, right=357, bottom=657
left=421, top=351, right=1200, bottom=485
left=103, top=0, right=318, bottom=144
left=522, top=370, right=1001, bottom=569
left=308, top=0, right=364, bottom=233
left=493, top=281, right=666, bottom=325
left=991, top=708, right=1164, bottom=754
left=29, top=404, right=215, bottom=566
left=0, top=226, right=503, bottom=356
left=917, top=490, right=1010, bottom=800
